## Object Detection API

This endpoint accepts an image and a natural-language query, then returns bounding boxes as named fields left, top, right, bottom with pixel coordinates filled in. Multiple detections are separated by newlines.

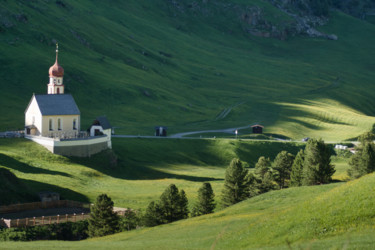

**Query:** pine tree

left=88, top=194, right=120, bottom=237
left=273, top=151, right=295, bottom=189
left=254, top=156, right=272, bottom=179
left=192, top=182, right=216, bottom=217
left=303, top=139, right=335, bottom=185
left=177, top=189, right=189, bottom=219
left=348, top=142, right=375, bottom=179
left=290, top=149, right=305, bottom=187
left=143, top=201, right=164, bottom=227
left=221, top=158, right=250, bottom=207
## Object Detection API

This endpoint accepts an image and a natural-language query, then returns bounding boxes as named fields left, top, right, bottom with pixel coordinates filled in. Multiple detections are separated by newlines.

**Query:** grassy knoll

left=2, top=172, right=374, bottom=249
left=0, top=138, right=349, bottom=209
left=0, top=1, right=374, bottom=140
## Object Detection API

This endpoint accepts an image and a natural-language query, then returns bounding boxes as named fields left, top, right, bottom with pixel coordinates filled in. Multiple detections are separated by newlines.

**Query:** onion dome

left=49, top=44, right=64, bottom=77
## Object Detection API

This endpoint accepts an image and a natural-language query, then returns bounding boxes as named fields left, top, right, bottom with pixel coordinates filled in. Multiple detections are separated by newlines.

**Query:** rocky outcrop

left=166, top=0, right=338, bottom=40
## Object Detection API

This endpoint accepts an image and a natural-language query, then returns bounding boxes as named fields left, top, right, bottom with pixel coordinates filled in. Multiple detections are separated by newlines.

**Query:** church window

left=73, top=119, right=77, bottom=130
left=58, top=118, right=62, bottom=130
left=58, top=79, right=60, bottom=83
left=49, top=119, right=53, bottom=131
left=54, top=79, right=56, bottom=83
left=57, top=88, right=60, bottom=94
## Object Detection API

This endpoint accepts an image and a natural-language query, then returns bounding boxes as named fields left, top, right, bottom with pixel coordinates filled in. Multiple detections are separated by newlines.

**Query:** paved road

left=169, top=125, right=252, bottom=138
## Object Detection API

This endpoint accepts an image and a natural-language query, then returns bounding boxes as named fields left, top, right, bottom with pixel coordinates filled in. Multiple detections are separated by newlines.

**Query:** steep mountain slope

left=2, top=172, right=375, bottom=249
left=0, top=0, right=375, bottom=140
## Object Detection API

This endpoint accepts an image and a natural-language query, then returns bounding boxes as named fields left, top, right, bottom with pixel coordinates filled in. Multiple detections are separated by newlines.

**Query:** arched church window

left=73, top=119, right=77, bottom=130
left=57, top=88, right=60, bottom=94
left=49, top=119, right=53, bottom=131
left=58, top=118, right=62, bottom=130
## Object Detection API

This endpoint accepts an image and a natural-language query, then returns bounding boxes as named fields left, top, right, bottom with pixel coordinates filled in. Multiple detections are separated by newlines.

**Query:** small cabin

left=251, top=124, right=264, bottom=134
left=39, top=191, right=60, bottom=202
left=155, top=126, right=167, bottom=136
left=90, top=116, right=112, bottom=137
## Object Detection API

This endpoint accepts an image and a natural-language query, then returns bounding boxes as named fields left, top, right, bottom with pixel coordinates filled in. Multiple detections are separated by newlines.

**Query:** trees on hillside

left=290, top=149, right=305, bottom=187
left=221, top=158, right=251, bottom=207
left=303, top=138, right=335, bottom=185
left=273, top=151, right=295, bottom=189
left=192, top=182, right=216, bottom=217
left=143, top=184, right=189, bottom=227
left=88, top=194, right=120, bottom=237
left=348, top=142, right=375, bottom=179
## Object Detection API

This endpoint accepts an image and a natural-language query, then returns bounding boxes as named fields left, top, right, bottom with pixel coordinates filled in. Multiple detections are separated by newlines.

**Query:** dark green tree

left=143, top=184, right=189, bottom=226
left=348, top=142, right=375, bottom=179
left=88, top=194, right=120, bottom=237
left=192, top=182, right=216, bottom=217
left=254, top=156, right=272, bottom=180
left=303, top=139, right=335, bottom=185
left=221, top=158, right=250, bottom=207
left=142, top=201, right=164, bottom=227
left=119, top=209, right=140, bottom=231
left=159, top=184, right=189, bottom=223
left=273, top=151, right=295, bottom=189
left=290, top=149, right=305, bottom=187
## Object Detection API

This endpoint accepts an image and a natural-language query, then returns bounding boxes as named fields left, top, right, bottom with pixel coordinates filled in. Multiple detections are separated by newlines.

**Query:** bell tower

left=47, top=44, right=65, bottom=94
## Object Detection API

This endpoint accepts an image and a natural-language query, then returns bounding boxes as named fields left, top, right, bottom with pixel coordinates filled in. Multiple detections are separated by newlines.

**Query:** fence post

left=42, top=216, right=44, bottom=225
left=66, top=214, right=68, bottom=222
left=17, top=219, right=19, bottom=227
left=81, top=213, right=84, bottom=220
left=26, top=218, right=28, bottom=226
left=57, top=215, right=60, bottom=224
left=73, top=213, right=76, bottom=222
left=33, top=217, right=36, bottom=226
left=49, top=216, right=51, bottom=225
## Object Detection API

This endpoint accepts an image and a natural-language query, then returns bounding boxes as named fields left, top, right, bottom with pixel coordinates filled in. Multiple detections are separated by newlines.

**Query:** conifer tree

left=192, top=182, right=216, bottom=217
left=88, top=194, right=120, bottom=237
left=290, top=149, right=305, bottom=187
left=273, top=151, right=295, bottom=189
left=348, top=142, right=375, bottom=179
left=303, top=139, right=335, bottom=185
left=254, top=156, right=272, bottom=180
left=143, top=201, right=164, bottom=227
left=221, top=158, right=250, bottom=207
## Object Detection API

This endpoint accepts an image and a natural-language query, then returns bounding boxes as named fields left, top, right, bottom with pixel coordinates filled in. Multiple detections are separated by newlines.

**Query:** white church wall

left=25, top=97, right=42, bottom=136
left=41, top=115, right=80, bottom=137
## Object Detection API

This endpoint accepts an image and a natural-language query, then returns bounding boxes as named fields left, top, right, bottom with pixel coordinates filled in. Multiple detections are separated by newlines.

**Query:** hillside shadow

left=21, top=178, right=89, bottom=203
left=69, top=140, right=227, bottom=181
left=0, top=153, right=72, bottom=177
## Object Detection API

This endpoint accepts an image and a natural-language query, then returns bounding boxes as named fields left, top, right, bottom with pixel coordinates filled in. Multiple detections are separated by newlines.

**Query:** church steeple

left=47, top=44, right=65, bottom=94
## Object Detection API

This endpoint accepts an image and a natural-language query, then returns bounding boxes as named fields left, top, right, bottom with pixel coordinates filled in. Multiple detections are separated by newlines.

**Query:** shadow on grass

left=21, top=178, right=89, bottom=203
left=0, top=153, right=72, bottom=177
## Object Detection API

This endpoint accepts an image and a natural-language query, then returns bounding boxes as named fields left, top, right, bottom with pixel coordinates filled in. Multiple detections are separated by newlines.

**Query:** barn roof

left=251, top=124, right=264, bottom=128
left=27, top=94, right=80, bottom=115
left=94, top=116, right=112, bottom=129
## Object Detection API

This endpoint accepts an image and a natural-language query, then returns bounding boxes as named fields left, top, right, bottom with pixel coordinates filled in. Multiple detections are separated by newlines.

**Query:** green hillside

left=0, top=138, right=310, bottom=208
left=1, top=1, right=375, bottom=140
left=2, top=171, right=375, bottom=249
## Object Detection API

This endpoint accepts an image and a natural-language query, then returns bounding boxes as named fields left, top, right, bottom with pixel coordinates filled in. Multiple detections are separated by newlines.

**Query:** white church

left=24, top=45, right=112, bottom=157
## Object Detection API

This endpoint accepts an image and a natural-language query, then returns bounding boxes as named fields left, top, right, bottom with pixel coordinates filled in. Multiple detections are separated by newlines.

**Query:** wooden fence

left=1, top=213, right=91, bottom=228
left=0, top=200, right=90, bottom=214
left=0, top=202, right=128, bottom=228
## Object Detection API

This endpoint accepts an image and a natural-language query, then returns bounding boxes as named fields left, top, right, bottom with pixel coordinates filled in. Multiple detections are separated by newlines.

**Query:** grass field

left=0, top=138, right=348, bottom=210
left=2, top=171, right=374, bottom=249
left=0, top=1, right=375, bottom=140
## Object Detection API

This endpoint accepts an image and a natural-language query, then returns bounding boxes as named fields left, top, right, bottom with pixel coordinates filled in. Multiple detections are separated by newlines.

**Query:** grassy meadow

left=0, top=1, right=374, bottom=140
left=0, top=137, right=311, bottom=209
left=2, top=170, right=375, bottom=249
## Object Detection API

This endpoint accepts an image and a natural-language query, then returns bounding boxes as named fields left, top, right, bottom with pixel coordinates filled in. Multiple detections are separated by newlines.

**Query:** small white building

left=90, top=116, right=112, bottom=149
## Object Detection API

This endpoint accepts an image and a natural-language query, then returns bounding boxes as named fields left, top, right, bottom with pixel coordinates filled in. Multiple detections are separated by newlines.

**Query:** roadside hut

left=155, top=126, right=167, bottom=136
left=251, top=124, right=264, bottom=134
